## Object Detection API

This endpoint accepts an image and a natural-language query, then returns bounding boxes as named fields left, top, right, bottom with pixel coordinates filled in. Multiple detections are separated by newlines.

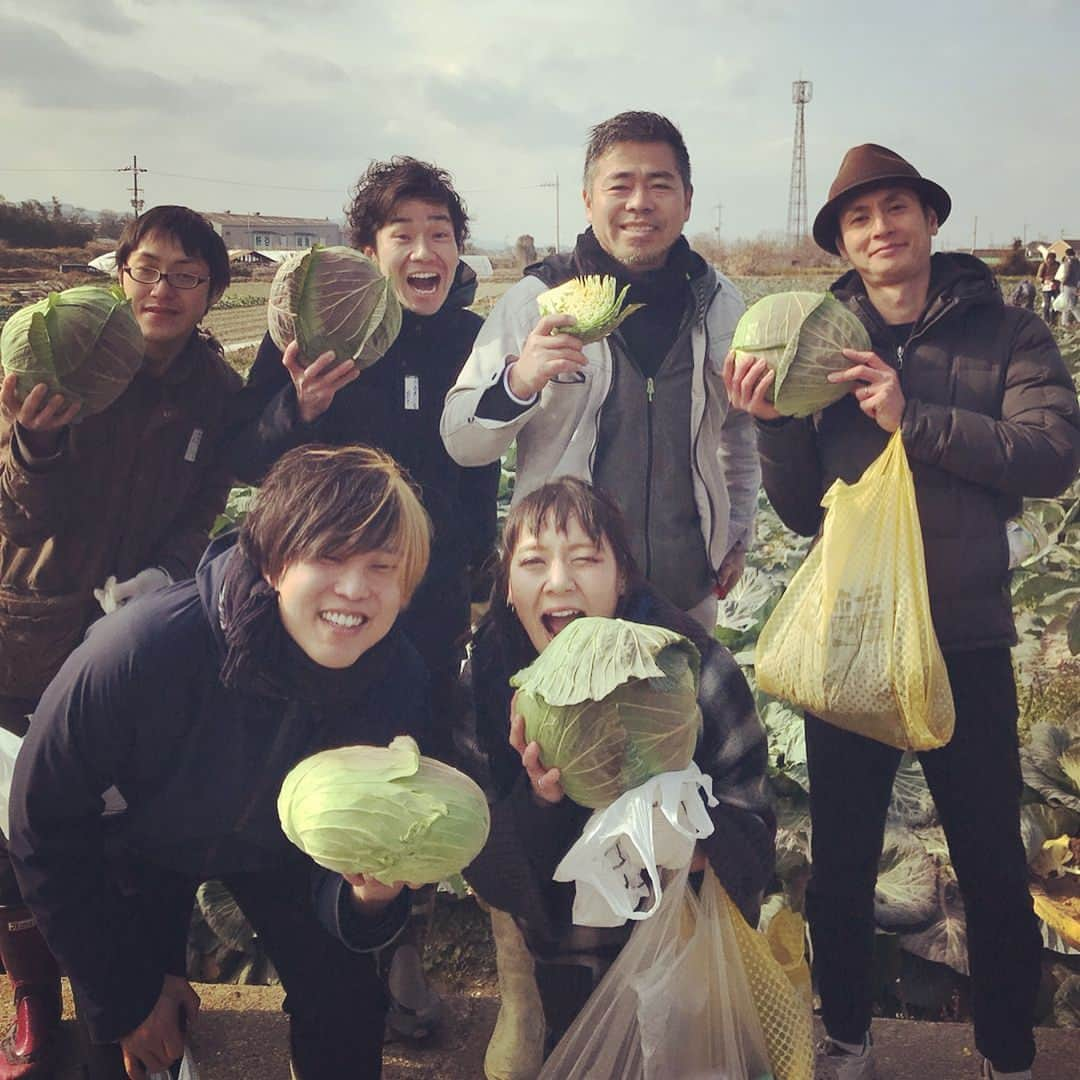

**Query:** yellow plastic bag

left=756, top=429, right=954, bottom=750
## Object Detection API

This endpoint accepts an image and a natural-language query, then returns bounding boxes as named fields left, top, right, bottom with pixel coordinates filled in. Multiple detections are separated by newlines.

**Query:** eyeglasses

left=122, top=265, right=209, bottom=290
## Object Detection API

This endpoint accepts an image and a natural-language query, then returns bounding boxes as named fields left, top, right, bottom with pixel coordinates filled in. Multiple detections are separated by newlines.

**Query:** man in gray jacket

left=440, top=111, right=758, bottom=630
left=725, top=143, right=1080, bottom=1080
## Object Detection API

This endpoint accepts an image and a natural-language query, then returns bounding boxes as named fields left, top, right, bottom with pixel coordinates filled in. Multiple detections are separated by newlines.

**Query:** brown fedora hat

left=812, top=144, right=951, bottom=255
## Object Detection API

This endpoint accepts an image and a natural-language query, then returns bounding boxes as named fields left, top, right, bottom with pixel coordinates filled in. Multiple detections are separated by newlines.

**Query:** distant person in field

left=0, top=205, right=240, bottom=1078
left=1057, top=246, right=1080, bottom=328
left=440, top=110, right=759, bottom=633
left=225, top=157, right=498, bottom=1041
left=725, top=142, right=1080, bottom=1080
left=1036, top=250, right=1060, bottom=324
left=1006, top=278, right=1035, bottom=309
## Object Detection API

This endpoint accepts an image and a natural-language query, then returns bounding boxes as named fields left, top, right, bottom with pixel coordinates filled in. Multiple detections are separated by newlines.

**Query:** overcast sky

left=1, top=0, right=1075, bottom=252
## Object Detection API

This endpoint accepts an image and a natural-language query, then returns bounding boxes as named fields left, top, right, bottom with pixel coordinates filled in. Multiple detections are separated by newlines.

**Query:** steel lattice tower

left=787, top=80, right=812, bottom=245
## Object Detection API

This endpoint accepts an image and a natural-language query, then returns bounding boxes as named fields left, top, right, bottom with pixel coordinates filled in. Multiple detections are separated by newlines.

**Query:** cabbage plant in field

left=536, top=275, right=644, bottom=344
left=0, top=285, right=143, bottom=420
left=267, top=245, right=401, bottom=370
left=510, top=617, right=702, bottom=809
left=277, top=735, right=489, bottom=885
left=731, top=291, right=871, bottom=417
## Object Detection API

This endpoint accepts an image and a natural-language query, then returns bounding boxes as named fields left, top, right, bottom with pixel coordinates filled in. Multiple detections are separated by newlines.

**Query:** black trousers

left=804, top=648, right=1041, bottom=1073
left=83, top=865, right=390, bottom=1080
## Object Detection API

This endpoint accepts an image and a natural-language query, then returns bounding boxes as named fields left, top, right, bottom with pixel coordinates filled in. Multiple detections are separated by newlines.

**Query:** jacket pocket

left=0, top=588, right=88, bottom=701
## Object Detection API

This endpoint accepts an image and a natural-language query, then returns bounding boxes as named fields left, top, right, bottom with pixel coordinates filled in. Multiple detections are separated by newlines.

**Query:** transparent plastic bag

left=0, top=726, right=24, bottom=839
left=149, top=1047, right=199, bottom=1080
left=540, top=865, right=812, bottom=1080
left=755, top=429, right=954, bottom=750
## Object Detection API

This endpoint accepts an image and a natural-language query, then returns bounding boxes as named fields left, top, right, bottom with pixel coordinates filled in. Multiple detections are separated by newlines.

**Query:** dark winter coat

left=0, top=330, right=240, bottom=707
left=8, top=537, right=431, bottom=1043
left=457, top=583, right=775, bottom=964
left=756, top=252, right=1080, bottom=651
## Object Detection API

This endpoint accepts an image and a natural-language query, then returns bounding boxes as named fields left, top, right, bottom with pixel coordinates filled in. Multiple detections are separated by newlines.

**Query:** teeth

left=322, top=611, right=365, bottom=628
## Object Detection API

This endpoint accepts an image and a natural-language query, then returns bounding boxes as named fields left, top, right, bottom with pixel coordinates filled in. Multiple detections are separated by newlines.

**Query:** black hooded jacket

left=8, top=536, right=431, bottom=1042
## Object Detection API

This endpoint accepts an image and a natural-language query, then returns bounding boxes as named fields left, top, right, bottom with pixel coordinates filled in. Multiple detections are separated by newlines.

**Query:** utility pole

left=540, top=175, right=561, bottom=252
left=972, top=216, right=977, bottom=254
left=787, top=80, right=812, bottom=245
left=118, top=155, right=147, bottom=218
left=714, top=202, right=722, bottom=240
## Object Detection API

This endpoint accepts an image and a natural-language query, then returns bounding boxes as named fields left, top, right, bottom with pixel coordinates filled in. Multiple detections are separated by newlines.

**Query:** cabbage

left=510, top=617, right=702, bottom=809
left=536, top=275, right=644, bottom=344
left=731, top=291, right=872, bottom=418
left=267, top=245, right=402, bottom=370
left=277, top=735, right=490, bottom=885
left=0, top=285, right=143, bottom=420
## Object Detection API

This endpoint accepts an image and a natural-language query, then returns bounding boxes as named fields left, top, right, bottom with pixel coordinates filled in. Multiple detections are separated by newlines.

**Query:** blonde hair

left=241, top=444, right=431, bottom=603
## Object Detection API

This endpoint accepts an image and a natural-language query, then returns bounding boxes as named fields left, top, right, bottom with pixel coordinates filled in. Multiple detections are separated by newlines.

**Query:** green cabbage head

left=0, top=285, right=143, bottom=420
left=511, top=617, right=702, bottom=809
left=267, top=245, right=402, bottom=370
left=731, top=291, right=872, bottom=418
left=536, top=275, right=644, bottom=344
left=277, top=735, right=490, bottom=885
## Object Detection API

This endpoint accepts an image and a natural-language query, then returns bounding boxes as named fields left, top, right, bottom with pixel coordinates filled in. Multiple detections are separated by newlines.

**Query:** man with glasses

left=0, top=205, right=240, bottom=1078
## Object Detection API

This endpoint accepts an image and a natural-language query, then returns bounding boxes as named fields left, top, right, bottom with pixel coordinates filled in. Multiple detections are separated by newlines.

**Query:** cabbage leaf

left=536, top=275, right=644, bottom=345
left=267, top=245, right=402, bottom=370
left=731, top=291, right=871, bottom=418
left=278, top=735, right=490, bottom=885
left=0, top=285, right=143, bottom=420
left=510, top=617, right=702, bottom=809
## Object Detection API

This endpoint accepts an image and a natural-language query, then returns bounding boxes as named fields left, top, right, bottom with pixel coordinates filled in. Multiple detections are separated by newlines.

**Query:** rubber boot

left=381, top=886, right=443, bottom=1042
left=484, top=907, right=545, bottom=1080
left=0, top=907, right=62, bottom=1079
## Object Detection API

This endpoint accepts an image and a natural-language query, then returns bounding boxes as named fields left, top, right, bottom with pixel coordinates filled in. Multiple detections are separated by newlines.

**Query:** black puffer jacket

left=226, top=264, right=500, bottom=678
left=8, top=536, right=431, bottom=1042
left=756, top=252, right=1080, bottom=651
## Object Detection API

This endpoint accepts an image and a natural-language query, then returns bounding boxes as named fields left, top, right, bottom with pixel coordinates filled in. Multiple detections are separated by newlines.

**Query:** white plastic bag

left=539, top=863, right=775, bottom=1080
left=149, top=1047, right=200, bottom=1080
left=552, top=764, right=717, bottom=927
left=0, top=727, right=24, bottom=839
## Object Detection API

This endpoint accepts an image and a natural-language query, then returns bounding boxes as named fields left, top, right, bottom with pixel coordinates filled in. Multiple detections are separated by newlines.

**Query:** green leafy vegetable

left=0, top=285, right=143, bottom=420
left=536, top=275, right=644, bottom=344
left=731, top=291, right=871, bottom=417
left=277, top=735, right=490, bottom=885
left=267, top=245, right=402, bottom=370
left=510, top=617, right=702, bottom=809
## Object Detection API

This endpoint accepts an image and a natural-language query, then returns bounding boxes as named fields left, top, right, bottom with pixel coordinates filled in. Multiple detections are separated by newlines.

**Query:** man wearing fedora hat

left=725, top=143, right=1080, bottom=1080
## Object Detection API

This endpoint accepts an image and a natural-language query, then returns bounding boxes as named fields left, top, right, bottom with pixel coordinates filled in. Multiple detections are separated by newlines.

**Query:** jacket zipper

left=644, top=377, right=655, bottom=578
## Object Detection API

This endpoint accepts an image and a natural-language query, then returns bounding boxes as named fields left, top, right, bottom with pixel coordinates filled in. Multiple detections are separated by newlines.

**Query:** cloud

left=4, top=0, right=137, bottom=34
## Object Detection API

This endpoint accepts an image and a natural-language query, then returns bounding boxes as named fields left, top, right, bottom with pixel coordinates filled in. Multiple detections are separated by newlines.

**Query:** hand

left=282, top=340, right=360, bottom=423
left=93, top=568, right=170, bottom=615
left=507, top=314, right=587, bottom=398
left=1, top=373, right=79, bottom=454
left=120, top=974, right=199, bottom=1079
left=721, top=351, right=782, bottom=421
left=342, top=872, right=407, bottom=914
left=509, top=695, right=563, bottom=804
left=714, top=546, right=746, bottom=600
left=827, top=348, right=906, bottom=432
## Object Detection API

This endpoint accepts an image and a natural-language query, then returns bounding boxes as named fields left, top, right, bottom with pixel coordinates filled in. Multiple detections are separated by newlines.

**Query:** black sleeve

left=225, top=333, right=320, bottom=484
left=459, top=460, right=501, bottom=593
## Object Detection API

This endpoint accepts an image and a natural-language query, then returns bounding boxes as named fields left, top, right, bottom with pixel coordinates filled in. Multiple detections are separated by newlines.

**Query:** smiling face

left=364, top=198, right=460, bottom=316
left=836, top=185, right=938, bottom=291
left=272, top=548, right=404, bottom=669
left=583, top=140, right=692, bottom=271
left=507, top=513, right=622, bottom=654
left=120, top=229, right=214, bottom=367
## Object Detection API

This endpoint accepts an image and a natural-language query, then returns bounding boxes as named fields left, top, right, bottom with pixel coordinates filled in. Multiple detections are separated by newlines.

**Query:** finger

left=303, top=350, right=343, bottom=379
left=841, top=348, right=888, bottom=369
left=509, top=713, right=526, bottom=756
left=122, top=1048, right=148, bottom=1080
left=534, top=313, right=576, bottom=335
left=281, top=342, right=306, bottom=382
left=0, top=374, right=21, bottom=414
left=827, top=364, right=873, bottom=384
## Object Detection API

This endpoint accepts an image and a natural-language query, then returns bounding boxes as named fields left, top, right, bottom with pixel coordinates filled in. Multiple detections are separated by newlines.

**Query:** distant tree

left=996, top=238, right=1036, bottom=277
left=96, top=209, right=134, bottom=239
left=0, top=197, right=94, bottom=248
left=514, top=234, right=537, bottom=269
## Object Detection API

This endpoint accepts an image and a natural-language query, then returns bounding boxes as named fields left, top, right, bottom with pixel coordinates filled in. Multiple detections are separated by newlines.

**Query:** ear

left=362, top=245, right=376, bottom=260
left=926, top=208, right=939, bottom=238
left=836, top=234, right=849, bottom=262
left=682, top=183, right=693, bottom=223
left=582, top=187, right=594, bottom=224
